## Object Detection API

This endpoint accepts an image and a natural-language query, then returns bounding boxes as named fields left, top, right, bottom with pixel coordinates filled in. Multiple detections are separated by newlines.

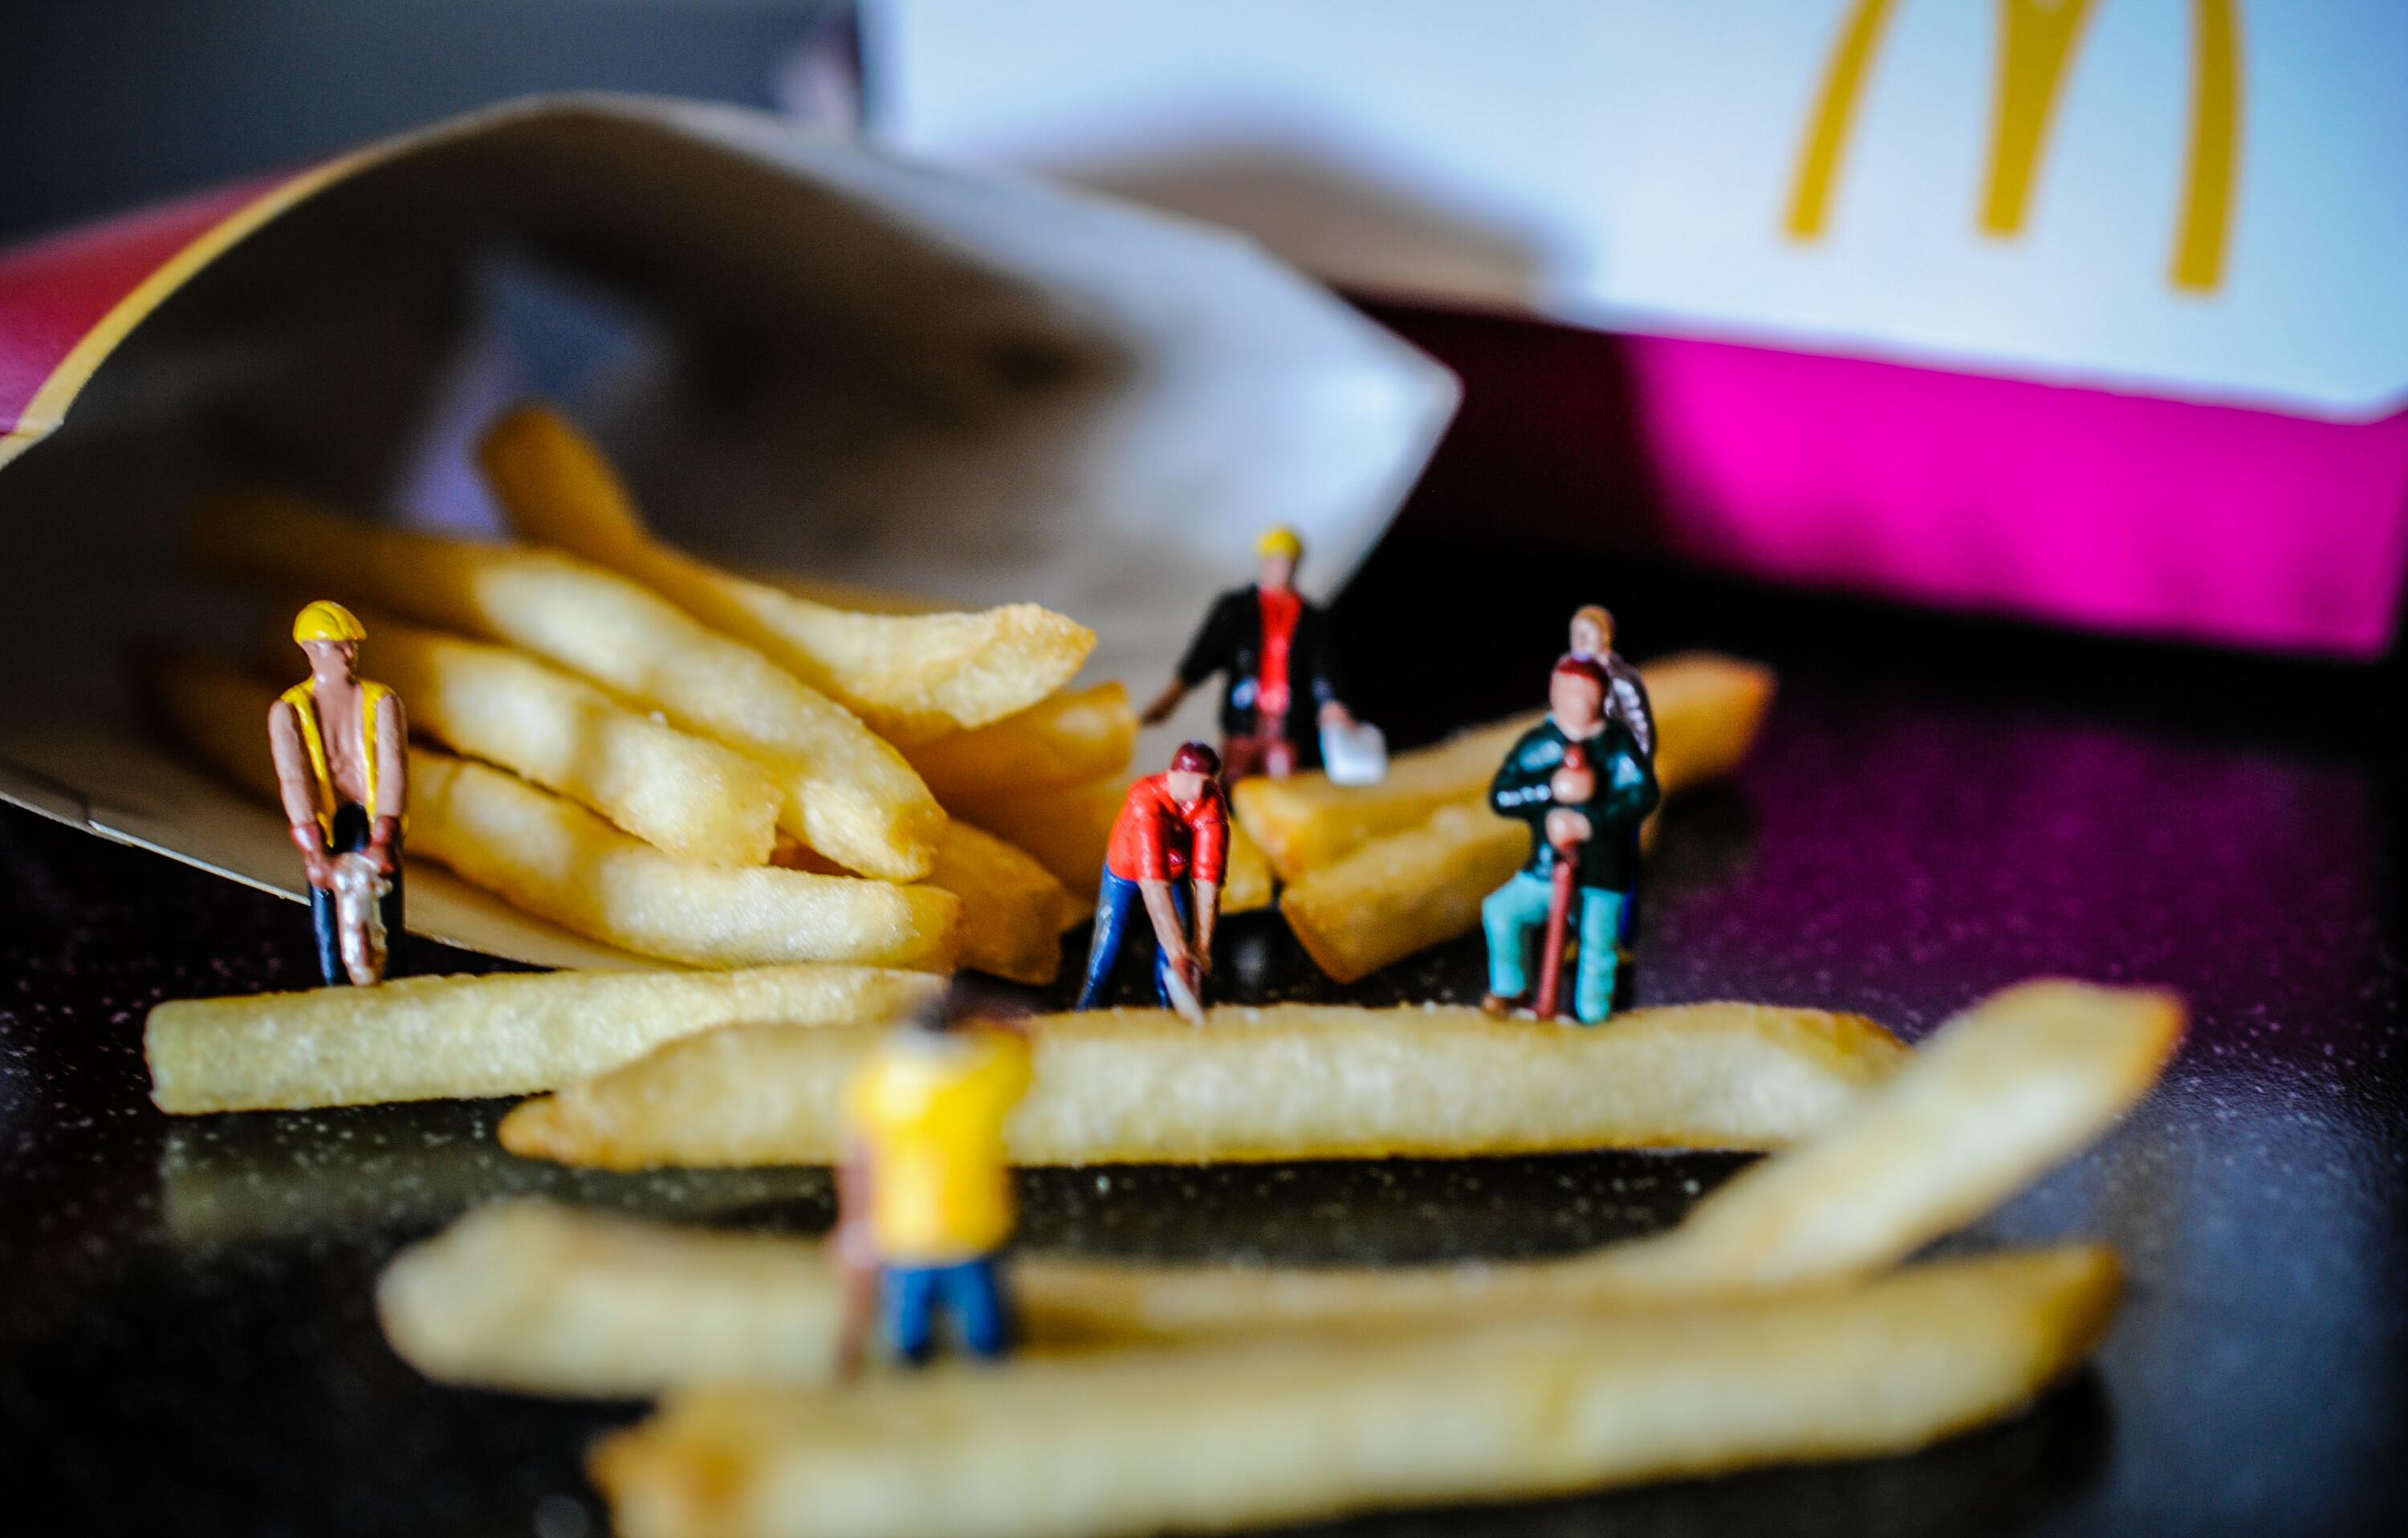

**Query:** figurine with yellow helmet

left=1141, top=525, right=1369, bottom=782
left=267, top=600, right=409, bottom=986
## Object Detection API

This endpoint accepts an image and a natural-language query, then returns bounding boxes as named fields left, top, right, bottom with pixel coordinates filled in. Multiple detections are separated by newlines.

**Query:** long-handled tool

left=1531, top=745, right=1588, bottom=1021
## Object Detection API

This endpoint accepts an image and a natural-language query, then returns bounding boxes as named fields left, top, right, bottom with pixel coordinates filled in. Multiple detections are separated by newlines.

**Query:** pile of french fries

left=350, top=978, right=2178, bottom=1537
left=162, top=403, right=1135, bottom=983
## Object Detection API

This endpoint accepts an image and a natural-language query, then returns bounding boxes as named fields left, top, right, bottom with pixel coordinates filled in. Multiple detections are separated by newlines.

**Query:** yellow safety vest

left=279, top=677, right=396, bottom=837
left=847, top=1029, right=1032, bottom=1263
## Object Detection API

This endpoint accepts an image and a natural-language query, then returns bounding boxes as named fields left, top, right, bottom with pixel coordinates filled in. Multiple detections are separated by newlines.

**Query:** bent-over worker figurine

left=267, top=600, right=407, bottom=987
left=1075, top=741, right=1227, bottom=1022
left=835, top=993, right=1033, bottom=1368
left=1481, top=653, right=1659, bottom=1023
left=1142, top=526, right=1359, bottom=781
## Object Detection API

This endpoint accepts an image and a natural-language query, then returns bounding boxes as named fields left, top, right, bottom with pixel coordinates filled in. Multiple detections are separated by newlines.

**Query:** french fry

left=409, top=752, right=957, bottom=970
left=1234, top=653, right=1777, bottom=880
left=905, top=682, right=1138, bottom=812
left=963, top=775, right=1274, bottom=916
left=924, top=821, right=1077, bottom=985
left=592, top=1247, right=2123, bottom=1538
left=334, top=618, right=782, bottom=865
left=778, top=823, right=1081, bottom=975
left=380, top=980, right=2172, bottom=1393
left=498, top=1002, right=1904, bottom=1170
left=186, top=494, right=942, bottom=880
left=378, top=1201, right=850, bottom=1396
left=479, top=405, right=1095, bottom=745
left=148, top=964, right=941, bottom=1113
left=1282, top=802, right=1527, bottom=983
left=150, top=653, right=959, bottom=970
left=1024, top=979, right=2182, bottom=1342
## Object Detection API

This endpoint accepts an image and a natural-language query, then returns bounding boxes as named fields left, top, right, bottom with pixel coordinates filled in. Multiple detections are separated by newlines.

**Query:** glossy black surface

left=6, top=541, right=2408, bottom=1535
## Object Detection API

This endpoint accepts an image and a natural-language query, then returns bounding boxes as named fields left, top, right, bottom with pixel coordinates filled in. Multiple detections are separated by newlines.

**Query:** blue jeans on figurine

left=1074, top=870, right=1192, bottom=1009
left=1483, top=871, right=1626, bottom=1023
left=881, top=1255, right=1011, bottom=1363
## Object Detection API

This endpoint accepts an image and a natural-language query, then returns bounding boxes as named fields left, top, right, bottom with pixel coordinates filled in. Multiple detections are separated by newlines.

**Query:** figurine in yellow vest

left=267, top=601, right=408, bottom=987
left=835, top=994, right=1033, bottom=1367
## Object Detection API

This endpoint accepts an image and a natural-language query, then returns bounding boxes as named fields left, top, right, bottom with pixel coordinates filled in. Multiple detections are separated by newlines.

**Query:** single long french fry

left=592, top=1247, right=2123, bottom=1538
left=925, top=821, right=1076, bottom=985
left=479, top=405, right=1094, bottom=744
left=964, top=775, right=1274, bottom=916
left=339, top=619, right=782, bottom=865
left=380, top=980, right=2173, bottom=1394
left=149, top=653, right=959, bottom=970
left=187, top=494, right=942, bottom=880
left=1234, top=654, right=1777, bottom=880
left=147, top=965, right=942, bottom=1113
left=498, top=1002, right=1904, bottom=1170
left=905, top=682, right=1138, bottom=812
left=378, top=1201, right=850, bottom=1396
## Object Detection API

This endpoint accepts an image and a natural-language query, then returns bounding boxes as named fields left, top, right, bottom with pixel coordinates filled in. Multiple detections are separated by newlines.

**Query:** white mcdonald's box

left=888, top=0, right=2408, bottom=657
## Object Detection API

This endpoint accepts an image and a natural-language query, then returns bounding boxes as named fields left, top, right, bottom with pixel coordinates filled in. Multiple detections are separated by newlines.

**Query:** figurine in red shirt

left=1074, top=742, right=1228, bottom=1022
left=1141, top=527, right=1357, bottom=781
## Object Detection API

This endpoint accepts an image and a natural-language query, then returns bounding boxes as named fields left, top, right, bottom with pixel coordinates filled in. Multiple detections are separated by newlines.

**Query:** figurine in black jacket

left=1141, top=526, right=1358, bottom=780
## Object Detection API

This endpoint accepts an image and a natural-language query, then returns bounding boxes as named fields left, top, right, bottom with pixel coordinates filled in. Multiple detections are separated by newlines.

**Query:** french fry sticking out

left=924, top=822, right=1078, bottom=985
left=592, top=1247, right=2123, bottom=1538
left=187, top=494, right=942, bottom=880
left=146, top=965, right=942, bottom=1114
left=776, top=824, right=1080, bottom=980
left=478, top=404, right=1095, bottom=745
left=150, top=654, right=959, bottom=971
left=1282, top=802, right=1527, bottom=983
left=379, top=1201, right=852, bottom=1395
left=408, top=753, right=957, bottom=970
left=378, top=979, right=2174, bottom=1395
left=1234, top=653, right=1777, bottom=880
left=905, top=682, right=1139, bottom=813
left=965, top=775, right=1275, bottom=917
left=498, top=1002, right=1904, bottom=1170
left=337, top=618, right=783, bottom=865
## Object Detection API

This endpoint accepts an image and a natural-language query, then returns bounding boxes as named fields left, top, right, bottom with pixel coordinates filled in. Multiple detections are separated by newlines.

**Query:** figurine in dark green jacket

left=1482, top=653, right=1661, bottom=1023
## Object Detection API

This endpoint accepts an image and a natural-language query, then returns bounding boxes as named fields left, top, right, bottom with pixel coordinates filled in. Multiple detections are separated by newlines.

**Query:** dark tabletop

left=5, top=531, right=2407, bottom=1537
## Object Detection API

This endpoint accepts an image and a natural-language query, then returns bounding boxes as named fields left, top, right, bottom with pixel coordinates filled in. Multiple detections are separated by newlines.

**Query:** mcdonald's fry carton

left=0, top=95, right=1457, bottom=968
left=890, top=0, right=2408, bottom=657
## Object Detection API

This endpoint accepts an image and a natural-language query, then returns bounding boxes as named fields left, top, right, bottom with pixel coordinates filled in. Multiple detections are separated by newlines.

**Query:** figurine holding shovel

left=1075, top=741, right=1228, bottom=1024
left=1481, top=656, right=1658, bottom=1024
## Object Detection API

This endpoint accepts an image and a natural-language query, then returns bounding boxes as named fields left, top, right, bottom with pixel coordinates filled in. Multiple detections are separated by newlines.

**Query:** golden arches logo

left=1785, top=0, right=2240, bottom=291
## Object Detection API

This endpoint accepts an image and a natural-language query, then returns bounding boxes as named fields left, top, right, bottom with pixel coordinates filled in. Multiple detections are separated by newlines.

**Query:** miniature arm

left=266, top=701, right=328, bottom=878
left=1488, top=734, right=1557, bottom=818
left=1192, top=881, right=1222, bottom=971
left=372, top=692, right=408, bottom=866
left=1189, top=800, right=1229, bottom=968
left=1138, top=880, right=1194, bottom=971
left=1146, top=594, right=1236, bottom=724
left=1613, top=665, right=1658, bottom=762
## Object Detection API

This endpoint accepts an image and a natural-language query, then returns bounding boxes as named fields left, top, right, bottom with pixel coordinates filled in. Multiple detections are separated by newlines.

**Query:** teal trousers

left=1482, top=869, right=1625, bottom=1023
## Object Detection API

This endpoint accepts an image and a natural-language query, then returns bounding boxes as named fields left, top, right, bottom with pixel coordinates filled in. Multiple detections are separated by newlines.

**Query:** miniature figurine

left=834, top=991, right=1033, bottom=1369
left=1568, top=604, right=1655, bottom=942
left=1075, top=741, right=1227, bottom=1023
left=267, top=601, right=407, bottom=987
left=1481, top=654, right=1659, bottom=1024
left=1142, top=526, right=1361, bottom=781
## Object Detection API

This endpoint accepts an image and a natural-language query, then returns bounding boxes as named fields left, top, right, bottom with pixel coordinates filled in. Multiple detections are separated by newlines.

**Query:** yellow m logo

left=1784, top=0, right=2240, bottom=291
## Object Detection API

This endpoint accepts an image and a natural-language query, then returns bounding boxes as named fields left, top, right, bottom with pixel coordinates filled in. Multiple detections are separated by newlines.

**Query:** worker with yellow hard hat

left=266, top=600, right=409, bottom=986
left=833, top=991, right=1033, bottom=1367
left=1140, top=525, right=1361, bottom=782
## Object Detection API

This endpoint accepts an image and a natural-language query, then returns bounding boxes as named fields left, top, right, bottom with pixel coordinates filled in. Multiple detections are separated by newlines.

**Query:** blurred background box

left=886, top=0, right=2408, bottom=657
